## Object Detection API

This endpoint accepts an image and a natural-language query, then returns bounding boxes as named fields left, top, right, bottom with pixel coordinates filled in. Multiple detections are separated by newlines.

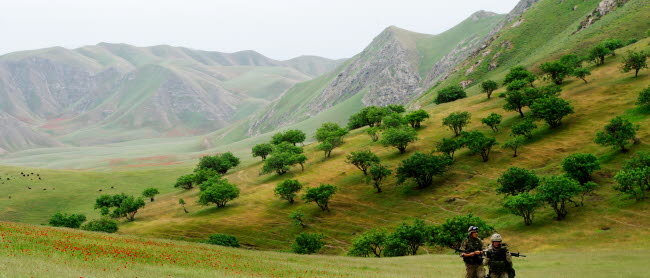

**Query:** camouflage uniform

left=459, top=237, right=485, bottom=278
left=484, top=244, right=512, bottom=278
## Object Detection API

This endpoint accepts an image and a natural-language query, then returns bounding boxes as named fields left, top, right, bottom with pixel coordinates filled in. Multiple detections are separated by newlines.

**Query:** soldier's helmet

left=490, top=233, right=503, bottom=242
left=467, top=226, right=479, bottom=235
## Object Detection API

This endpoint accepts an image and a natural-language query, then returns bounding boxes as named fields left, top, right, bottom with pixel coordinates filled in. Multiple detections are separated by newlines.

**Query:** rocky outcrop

left=574, top=0, right=629, bottom=33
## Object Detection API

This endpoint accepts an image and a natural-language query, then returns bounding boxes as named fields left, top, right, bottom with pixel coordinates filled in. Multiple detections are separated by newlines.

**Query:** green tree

left=578, top=181, right=598, bottom=206
left=613, top=152, right=650, bottom=200
left=502, top=136, right=525, bottom=157
left=292, top=233, right=325, bottom=254
left=206, top=234, right=240, bottom=248
left=594, top=116, right=639, bottom=152
left=602, top=39, right=624, bottom=56
left=252, top=143, right=274, bottom=160
left=511, top=119, right=537, bottom=139
left=481, top=80, right=498, bottom=99
left=435, top=85, right=467, bottom=104
left=179, top=198, right=188, bottom=213
left=540, top=61, right=570, bottom=85
left=81, top=219, right=118, bottom=233
left=142, top=187, right=160, bottom=202
left=436, top=137, right=463, bottom=160
left=396, top=152, right=452, bottom=189
left=193, top=168, right=220, bottom=185
left=481, top=113, right=502, bottom=132
left=537, top=175, right=581, bottom=220
left=274, top=179, right=303, bottom=204
left=94, top=193, right=146, bottom=221
left=381, top=113, right=407, bottom=129
left=348, top=229, right=388, bottom=257
left=366, top=126, right=380, bottom=142
left=562, top=153, right=601, bottom=184
left=262, top=143, right=306, bottom=175
left=503, top=66, right=536, bottom=87
left=271, top=130, right=306, bottom=146
left=289, top=210, right=306, bottom=228
left=174, top=174, right=195, bottom=190
left=198, top=177, right=240, bottom=208
left=530, top=96, right=574, bottom=128
left=503, top=193, right=543, bottom=226
left=572, top=67, right=591, bottom=83
left=49, top=212, right=87, bottom=228
left=387, top=104, right=406, bottom=114
left=497, top=167, right=540, bottom=196
left=503, top=89, right=530, bottom=118
left=380, top=126, right=418, bottom=154
left=405, top=109, right=430, bottom=128
left=366, top=163, right=392, bottom=193
left=303, top=184, right=337, bottom=212
left=315, top=122, right=348, bottom=158
left=429, top=214, right=495, bottom=249
left=637, top=86, right=650, bottom=110
left=559, top=54, right=583, bottom=71
left=621, top=50, right=648, bottom=77
left=589, top=44, right=611, bottom=65
left=197, top=152, right=240, bottom=175
left=346, top=150, right=381, bottom=176
left=384, top=219, right=430, bottom=256
left=442, top=111, right=471, bottom=137
left=461, top=130, right=497, bottom=162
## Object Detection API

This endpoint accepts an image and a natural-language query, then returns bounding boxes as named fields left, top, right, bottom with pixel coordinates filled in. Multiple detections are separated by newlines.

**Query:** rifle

left=456, top=247, right=526, bottom=258
left=452, top=247, right=483, bottom=256
left=510, top=252, right=526, bottom=257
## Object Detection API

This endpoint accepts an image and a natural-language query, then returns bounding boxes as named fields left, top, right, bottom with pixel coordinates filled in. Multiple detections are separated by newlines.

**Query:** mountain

left=247, top=11, right=507, bottom=135
left=0, top=44, right=343, bottom=151
left=416, top=0, right=649, bottom=104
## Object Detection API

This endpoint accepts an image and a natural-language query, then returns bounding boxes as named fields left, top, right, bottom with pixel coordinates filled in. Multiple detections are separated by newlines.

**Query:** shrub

left=562, top=153, right=601, bottom=184
left=537, top=175, right=581, bottom=220
left=594, top=116, right=639, bottom=152
left=366, top=163, right=392, bottom=193
left=292, top=233, right=325, bottom=254
left=380, top=126, right=418, bottom=154
left=346, top=150, right=381, bottom=176
left=481, top=113, right=502, bottom=132
left=621, top=50, right=649, bottom=77
left=274, top=179, right=303, bottom=204
left=81, top=219, right=119, bottom=233
left=142, top=187, right=160, bottom=202
left=436, top=137, right=463, bottom=160
left=481, top=80, right=498, bottom=99
left=198, top=177, right=240, bottom=208
left=435, top=85, right=467, bottom=104
left=197, top=152, right=240, bottom=175
left=442, top=111, right=471, bottom=137
left=503, top=193, right=543, bottom=226
left=502, top=136, right=525, bottom=157
left=384, top=219, right=430, bottom=256
left=511, top=119, right=537, bottom=139
left=637, top=86, right=650, bottom=110
left=206, top=234, right=240, bottom=247
left=496, top=167, right=540, bottom=196
left=530, top=96, right=574, bottom=128
left=461, top=130, right=497, bottom=162
left=405, top=110, right=430, bottom=128
left=49, top=213, right=86, bottom=228
left=252, top=143, right=274, bottom=160
left=303, top=184, right=337, bottom=212
left=430, top=214, right=495, bottom=249
left=397, top=152, right=452, bottom=189
left=348, top=229, right=388, bottom=257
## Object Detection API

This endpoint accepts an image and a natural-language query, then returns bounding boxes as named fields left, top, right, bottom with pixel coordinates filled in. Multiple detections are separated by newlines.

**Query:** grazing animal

left=27, top=187, right=31, bottom=189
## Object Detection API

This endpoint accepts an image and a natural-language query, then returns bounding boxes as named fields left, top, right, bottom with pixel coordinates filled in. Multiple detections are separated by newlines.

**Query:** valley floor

left=0, top=221, right=646, bottom=278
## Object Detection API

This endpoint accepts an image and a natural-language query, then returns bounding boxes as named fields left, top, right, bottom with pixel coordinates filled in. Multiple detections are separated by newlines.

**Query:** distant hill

left=0, top=44, right=343, bottom=151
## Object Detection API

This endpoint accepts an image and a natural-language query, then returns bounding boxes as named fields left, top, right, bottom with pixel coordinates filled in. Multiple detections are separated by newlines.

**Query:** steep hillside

left=0, top=44, right=343, bottom=150
left=417, top=0, right=649, bottom=104
left=248, top=11, right=507, bottom=135
left=4, top=39, right=648, bottom=255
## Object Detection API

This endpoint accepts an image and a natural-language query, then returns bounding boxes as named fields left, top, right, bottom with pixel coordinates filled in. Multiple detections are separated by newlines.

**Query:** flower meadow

left=0, top=221, right=414, bottom=278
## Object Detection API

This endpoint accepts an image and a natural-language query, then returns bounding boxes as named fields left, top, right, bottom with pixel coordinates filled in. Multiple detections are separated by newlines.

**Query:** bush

left=49, top=213, right=86, bottom=228
left=197, top=152, right=240, bottom=174
left=252, top=143, right=274, bottom=160
left=366, top=163, right=392, bottom=193
left=142, top=187, right=160, bottom=202
left=481, top=113, right=502, bottom=132
left=503, top=193, right=543, bottom=226
left=206, top=233, right=240, bottom=247
left=274, top=179, right=303, bottom=204
left=346, top=150, right=381, bottom=176
left=174, top=174, right=195, bottom=190
left=481, top=80, right=498, bottom=99
left=637, top=86, right=650, bottom=110
left=380, top=126, right=418, bottom=154
left=292, top=233, right=325, bottom=254
left=436, top=137, right=463, bottom=160
left=316, top=122, right=349, bottom=158
left=461, top=130, right=497, bottom=162
left=397, top=152, right=452, bottom=189
left=614, top=152, right=650, bottom=200
left=81, top=219, right=119, bottom=233
left=621, top=50, right=649, bottom=77
left=94, top=194, right=146, bottom=221
left=530, top=96, right=574, bottom=128
left=381, top=113, right=407, bottom=129
left=384, top=219, right=430, bottom=256
left=537, top=175, right=581, bottom=220
left=435, top=85, right=467, bottom=104
left=430, top=214, right=495, bottom=249
left=511, top=119, right=537, bottom=139
left=303, top=184, right=337, bottom=212
left=502, top=136, right=525, bottom=157
left=562, top=153, right=601, bottom=184
left=198, top=177, right=240, bottom=208
left=594, top=116, right=639, bottom=152
left=496, top=167, right=540, bottom=196
left=503, top=66, right=536, bottom=86
left=366, top=127, right=380, bottom=142
left=348, top=229, right=388, bottom=257
left=442, top=111, right=471, bottom=137
left=405, top=110, right=430, bottom=128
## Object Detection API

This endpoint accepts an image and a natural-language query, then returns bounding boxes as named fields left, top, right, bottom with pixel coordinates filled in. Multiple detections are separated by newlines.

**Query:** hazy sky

left=2, top=0, right=520, bottom=60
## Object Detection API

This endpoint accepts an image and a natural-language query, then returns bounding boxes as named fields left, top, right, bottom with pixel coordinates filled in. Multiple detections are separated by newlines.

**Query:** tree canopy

left=436, top=85, right=467, bottom=104
left=442, top=111, right=471, bottom=137
left=594, top=116, right=639, bottom=152
left=397, top=152, right=452, bottom=189
left=380, top=126, right=418, bottom=154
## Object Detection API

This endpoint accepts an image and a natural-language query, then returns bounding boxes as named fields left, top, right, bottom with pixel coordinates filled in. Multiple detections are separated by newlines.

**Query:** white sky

left=1, top=0, right=520, bottom=60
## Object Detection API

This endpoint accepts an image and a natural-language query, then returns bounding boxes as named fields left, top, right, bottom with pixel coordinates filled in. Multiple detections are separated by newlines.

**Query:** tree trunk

left=513, top=148, right=518, bottom=158
left=636, top=69, right=640, bottom=77
left=518, top=109, right=524, bottom=118
left=150, top=197, right=154, bottom=202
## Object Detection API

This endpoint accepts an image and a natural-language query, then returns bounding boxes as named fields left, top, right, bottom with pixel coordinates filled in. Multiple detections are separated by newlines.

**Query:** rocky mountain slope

left=248, top=11, right=508, bottom=135
left=0, top=44, right=342, bottom=151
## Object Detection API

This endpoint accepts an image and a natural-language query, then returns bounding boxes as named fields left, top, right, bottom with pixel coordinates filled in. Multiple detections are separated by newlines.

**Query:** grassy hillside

left=417, top=0, right=650, bottom=104
left=2, top=221, right=647, bottom=278
left=3, top=40, right=648, bottom=258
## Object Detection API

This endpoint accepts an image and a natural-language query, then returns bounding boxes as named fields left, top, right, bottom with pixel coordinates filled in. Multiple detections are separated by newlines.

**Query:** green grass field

left=0, top=221, right=647, bottom=278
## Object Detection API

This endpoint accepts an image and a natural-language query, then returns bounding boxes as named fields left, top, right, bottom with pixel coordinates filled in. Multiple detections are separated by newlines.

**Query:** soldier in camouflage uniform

left=459, top=226, right=485, bottom=278
left=484, top=233, right=513, bottom=278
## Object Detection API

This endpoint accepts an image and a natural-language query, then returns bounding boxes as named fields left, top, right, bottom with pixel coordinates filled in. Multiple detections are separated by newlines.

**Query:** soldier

left=459, top=226, right=485, bottom=278
left=484, top=233, right=513, bottom=278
